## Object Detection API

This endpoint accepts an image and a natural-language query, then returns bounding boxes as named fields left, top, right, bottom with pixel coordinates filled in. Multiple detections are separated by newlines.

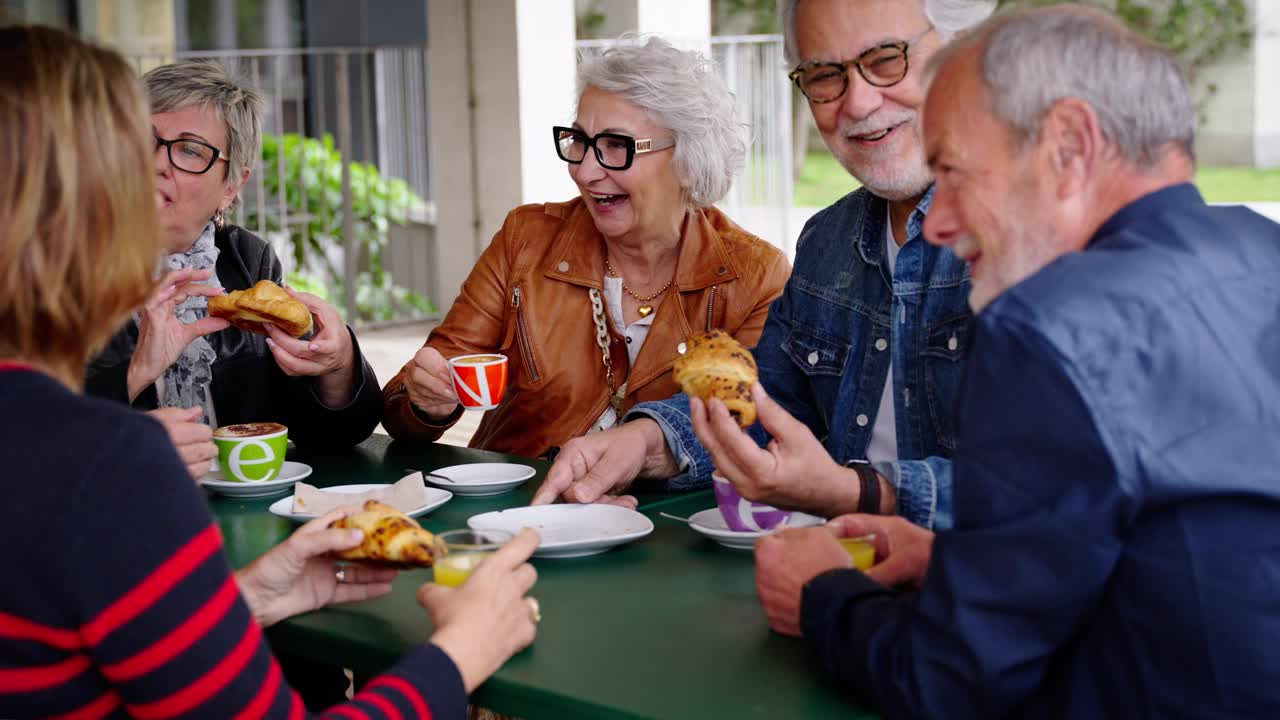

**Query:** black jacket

left=85, top=225, right=382, bottom=449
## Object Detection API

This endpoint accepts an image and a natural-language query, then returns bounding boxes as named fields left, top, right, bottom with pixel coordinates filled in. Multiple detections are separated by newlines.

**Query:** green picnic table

left=209, top=435, right=878, bottom=719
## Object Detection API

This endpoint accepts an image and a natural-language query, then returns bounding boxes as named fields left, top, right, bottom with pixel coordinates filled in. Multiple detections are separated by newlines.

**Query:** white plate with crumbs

left=467, top=504, right=654, bottom=558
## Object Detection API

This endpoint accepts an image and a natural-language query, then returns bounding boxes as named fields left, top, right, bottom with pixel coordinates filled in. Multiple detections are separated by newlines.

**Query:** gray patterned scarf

left=158, top=222, right=223, bottom=423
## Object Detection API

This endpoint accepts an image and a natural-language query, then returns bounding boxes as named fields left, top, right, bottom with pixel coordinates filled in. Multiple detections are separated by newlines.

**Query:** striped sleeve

left=8, top=417, right=467, bottom=719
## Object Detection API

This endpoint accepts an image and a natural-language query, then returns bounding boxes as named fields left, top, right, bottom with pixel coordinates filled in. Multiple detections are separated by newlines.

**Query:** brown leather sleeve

left=382, top=208, right=529, bottom=442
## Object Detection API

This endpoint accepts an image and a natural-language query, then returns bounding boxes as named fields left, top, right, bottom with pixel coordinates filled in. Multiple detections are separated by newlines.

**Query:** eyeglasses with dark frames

left=552, top=126, right=675, bottom=171
left=788, top=25, right=934, bottom=104
left=154, top=135, right=228, bottom=175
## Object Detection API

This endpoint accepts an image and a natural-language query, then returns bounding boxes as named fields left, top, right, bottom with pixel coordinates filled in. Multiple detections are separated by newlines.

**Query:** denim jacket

left=627, top=186, right=972, bottom=529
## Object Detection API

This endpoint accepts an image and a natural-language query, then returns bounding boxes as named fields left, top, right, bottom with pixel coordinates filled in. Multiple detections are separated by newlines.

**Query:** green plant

left=252, top=132, right=436, bottom=323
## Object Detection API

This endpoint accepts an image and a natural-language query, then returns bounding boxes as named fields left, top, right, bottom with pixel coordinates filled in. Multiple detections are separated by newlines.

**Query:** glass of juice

left=433, top=529, right=513, bottom=587
left=839, top=534, right=877, bottom=571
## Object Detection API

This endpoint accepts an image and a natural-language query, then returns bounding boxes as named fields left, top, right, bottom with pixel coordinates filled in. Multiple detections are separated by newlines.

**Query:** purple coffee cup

left=713, top=474, right=792, bottom=532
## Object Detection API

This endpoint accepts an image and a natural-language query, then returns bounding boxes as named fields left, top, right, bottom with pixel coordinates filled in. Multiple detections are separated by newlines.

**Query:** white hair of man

left=576, top=36, right=745, bottom=207
left=929, top=5, right=1196, bottom=168
left=780, top=0, right=997, bottom=66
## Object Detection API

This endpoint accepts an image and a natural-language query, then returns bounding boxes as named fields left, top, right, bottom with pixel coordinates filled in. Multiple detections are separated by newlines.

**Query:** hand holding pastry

left=257, top=287, right=358, bottom=408
left=127, top=268, right=229, bottom=402
left=692, top=383, right=874, bottom=516
left=236, top=509, right=399, bottom=627
left=673, top=330, right=758, bottom=427
left=327, top=500, right=446, bottom=567
left=207, top=279, right=313, bottom=337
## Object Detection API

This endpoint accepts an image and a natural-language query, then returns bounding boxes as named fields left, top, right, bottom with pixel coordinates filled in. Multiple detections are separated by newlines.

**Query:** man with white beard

left=533, top=0, right=997, bottom=531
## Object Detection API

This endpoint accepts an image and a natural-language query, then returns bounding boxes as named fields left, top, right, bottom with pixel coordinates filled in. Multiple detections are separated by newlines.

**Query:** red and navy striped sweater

left=0, top=368, right=466, bottom=718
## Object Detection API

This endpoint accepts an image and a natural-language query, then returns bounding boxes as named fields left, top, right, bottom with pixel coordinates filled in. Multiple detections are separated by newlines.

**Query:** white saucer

left=468, top=504, right=654, bottom=558
left=268, top=484, right=453, bottom=522
left=201, top=461, right=313, bottom=498
left=686, top=508, right=825, bottom=551
left=415, top=463, right=536, bottom=497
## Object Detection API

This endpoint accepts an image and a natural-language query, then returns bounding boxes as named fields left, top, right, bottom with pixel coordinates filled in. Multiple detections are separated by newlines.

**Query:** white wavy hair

left=576, top=36, right=746, bottom=207
left=780, top=0, right=997, bottom=65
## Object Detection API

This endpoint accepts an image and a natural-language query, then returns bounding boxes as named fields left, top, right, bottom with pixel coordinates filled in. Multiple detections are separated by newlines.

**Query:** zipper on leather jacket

left=705, top=286, right=717, bottom=331
left=511, top=284, right=541, bottom=382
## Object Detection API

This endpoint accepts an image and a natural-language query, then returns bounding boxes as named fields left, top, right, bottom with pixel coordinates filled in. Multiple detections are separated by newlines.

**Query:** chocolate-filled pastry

left=672, top=329, right=758, bottom=427
left=328, top=500, right=445, bottom=568
left=208, top=279, right=314, bottom=338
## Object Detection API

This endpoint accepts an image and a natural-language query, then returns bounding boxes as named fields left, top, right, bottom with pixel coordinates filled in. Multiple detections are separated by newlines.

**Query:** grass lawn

left=794, top=150, right=1280, bottom=207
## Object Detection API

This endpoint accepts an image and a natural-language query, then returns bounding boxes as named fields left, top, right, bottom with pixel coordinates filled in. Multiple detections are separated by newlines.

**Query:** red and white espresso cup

left=448, top=353, right=509, bottom=411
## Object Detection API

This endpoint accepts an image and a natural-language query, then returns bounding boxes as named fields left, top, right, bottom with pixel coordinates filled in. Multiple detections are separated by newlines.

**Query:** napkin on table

left=292, top=474, right=428, bottom=514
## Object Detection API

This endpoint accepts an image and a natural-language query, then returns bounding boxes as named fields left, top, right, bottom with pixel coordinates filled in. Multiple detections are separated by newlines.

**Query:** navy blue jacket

left=801, top=184, right=1280, bottom=718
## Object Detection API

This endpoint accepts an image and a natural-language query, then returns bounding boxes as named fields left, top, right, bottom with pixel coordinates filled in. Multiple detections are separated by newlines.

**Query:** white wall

left=592, top=0, right=710, bottom=42
left=428, top=0, right=478, bottom=306
left=636, top=0, right=710, bottom=38
left=516, top=0, right=580, bottom=206
left=428, top=0, right=578, bottom=307
left=1255, top=0, right=1280, bottom=168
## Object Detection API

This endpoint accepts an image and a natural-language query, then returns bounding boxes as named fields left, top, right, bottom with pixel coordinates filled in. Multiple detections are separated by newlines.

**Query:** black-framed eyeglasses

left=155, top=135, right=228, bottom=175
left=552, top=126, right=675, bottom=171
left=788, top=25, right=934, bottom=104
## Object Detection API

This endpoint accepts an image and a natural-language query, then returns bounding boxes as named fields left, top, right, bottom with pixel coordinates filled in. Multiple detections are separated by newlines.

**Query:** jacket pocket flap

left=782, top=326, right=849, bottom=376
left=921, top=315, right=970, bottom=361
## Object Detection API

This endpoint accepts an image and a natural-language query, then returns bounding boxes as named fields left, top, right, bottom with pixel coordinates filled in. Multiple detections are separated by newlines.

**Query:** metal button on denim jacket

left=629, top=186, right=973, bottom=529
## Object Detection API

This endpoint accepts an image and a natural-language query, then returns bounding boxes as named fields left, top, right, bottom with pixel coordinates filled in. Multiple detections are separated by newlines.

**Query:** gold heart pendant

left=638, top=305, right=654, bottom=318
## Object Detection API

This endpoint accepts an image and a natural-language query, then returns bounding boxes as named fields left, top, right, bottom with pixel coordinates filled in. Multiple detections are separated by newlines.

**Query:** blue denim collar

left=856, top=184, right=935, bottom=267
left=1092, top=182, right=1202, bottom=245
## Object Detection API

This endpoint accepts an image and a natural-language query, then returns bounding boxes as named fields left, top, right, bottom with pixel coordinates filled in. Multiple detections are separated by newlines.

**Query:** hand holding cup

left=404, top=346, right=461, bottom=419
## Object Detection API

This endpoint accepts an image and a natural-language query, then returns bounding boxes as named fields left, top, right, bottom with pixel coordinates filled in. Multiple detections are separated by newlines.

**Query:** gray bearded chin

left=829, top=115, right=932, bottom=201
left=834, top=149, right=933, bottom=202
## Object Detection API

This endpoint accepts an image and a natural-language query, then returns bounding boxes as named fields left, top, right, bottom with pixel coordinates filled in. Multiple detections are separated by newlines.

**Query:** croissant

left=208, top=279, right=314, bottom=338
left=672, top=329, right=758, bottom=427
left=328, top=500, right=445, bottom=568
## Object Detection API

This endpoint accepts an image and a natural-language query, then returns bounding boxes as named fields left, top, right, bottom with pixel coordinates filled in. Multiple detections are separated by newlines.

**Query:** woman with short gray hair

left=384, top=36, right=791, bottom=460
left=86, top=60, right=384, bottom=476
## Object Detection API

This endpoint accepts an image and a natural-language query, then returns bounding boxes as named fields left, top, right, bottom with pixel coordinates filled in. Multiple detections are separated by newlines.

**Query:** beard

left=827, top=111, right=933, bottom=202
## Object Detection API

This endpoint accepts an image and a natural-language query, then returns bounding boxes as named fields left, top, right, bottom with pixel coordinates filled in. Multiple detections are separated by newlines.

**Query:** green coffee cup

left=212, top=422, right=289, bottom=482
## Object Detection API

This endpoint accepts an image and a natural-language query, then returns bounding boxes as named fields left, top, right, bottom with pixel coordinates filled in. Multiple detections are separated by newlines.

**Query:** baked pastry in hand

left=208, top=279, right=314, bottom=338
left=328, top=500, right=445, bottom=568
left=672, top=329, right=758, bottom=427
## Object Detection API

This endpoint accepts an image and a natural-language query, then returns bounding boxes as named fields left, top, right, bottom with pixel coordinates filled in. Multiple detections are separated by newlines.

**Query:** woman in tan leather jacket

left=383, top=37, right=790, bottom=461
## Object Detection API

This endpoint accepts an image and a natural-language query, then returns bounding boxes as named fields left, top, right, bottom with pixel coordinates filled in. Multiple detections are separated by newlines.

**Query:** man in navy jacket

left=752, top=5, right=1280, bottom=718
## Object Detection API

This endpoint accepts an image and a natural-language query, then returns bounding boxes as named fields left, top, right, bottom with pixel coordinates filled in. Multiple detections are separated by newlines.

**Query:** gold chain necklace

left=604, top=258, right=672, bottom=317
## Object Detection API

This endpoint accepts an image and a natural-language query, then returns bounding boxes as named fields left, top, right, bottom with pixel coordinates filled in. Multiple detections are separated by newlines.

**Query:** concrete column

left=427, top=0, right=577, bottom=309
left=1255, top=0, right=1280, bottom=167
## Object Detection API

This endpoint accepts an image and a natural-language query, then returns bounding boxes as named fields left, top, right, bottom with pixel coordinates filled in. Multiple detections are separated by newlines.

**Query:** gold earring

left=214, top=208, right=226, bottom=230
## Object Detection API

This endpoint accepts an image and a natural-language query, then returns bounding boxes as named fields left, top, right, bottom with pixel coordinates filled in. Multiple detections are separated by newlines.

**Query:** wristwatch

left=843, top=459, right=881, bottom=515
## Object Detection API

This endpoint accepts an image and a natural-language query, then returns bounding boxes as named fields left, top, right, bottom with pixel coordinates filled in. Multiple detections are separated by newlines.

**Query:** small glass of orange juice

left=434, top=529, right=513, bottom=587
left=839, top=534, right=877, bottom=570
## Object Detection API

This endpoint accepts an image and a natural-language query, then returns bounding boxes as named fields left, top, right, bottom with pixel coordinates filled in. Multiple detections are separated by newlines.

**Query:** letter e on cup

left=227, top=439, right=278, bottom=482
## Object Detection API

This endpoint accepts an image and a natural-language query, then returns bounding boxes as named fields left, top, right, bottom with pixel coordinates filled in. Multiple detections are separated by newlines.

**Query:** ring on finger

left=525, top=596, right=541, bottom=624
left=335, top=567, right=346, bottom=583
